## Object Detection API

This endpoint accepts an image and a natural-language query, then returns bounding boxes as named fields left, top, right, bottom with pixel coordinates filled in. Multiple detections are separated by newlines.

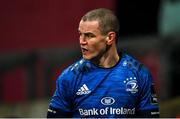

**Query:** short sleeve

left=136, top=66, right=160, bottom=117
left=48, top=69, right=73, bottom=114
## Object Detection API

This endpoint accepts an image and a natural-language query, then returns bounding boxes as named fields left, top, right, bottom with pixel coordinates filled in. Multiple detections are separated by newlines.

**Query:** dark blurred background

left=0, top=0, right=180, bottom=117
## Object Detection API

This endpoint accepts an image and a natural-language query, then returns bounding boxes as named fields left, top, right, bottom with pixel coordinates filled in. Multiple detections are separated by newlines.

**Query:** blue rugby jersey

left=47, top=53, right=159, bottom=118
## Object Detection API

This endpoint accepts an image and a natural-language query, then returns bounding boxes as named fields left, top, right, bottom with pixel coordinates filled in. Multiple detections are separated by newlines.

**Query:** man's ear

left=106, top=32, right=116, bottom=45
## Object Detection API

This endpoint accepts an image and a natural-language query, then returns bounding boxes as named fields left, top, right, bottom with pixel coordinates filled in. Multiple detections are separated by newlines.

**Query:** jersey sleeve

left=47, top=68, right=73, bottom=118
left=136, top=65, right=160, bottom=117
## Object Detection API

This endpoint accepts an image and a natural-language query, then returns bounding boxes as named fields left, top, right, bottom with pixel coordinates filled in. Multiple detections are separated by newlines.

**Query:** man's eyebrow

left=78, top=31, right=94, bottom=35
left=84, top=32, right=93, bottom=35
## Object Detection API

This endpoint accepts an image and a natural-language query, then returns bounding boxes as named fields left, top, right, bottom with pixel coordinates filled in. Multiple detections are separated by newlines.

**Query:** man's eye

left=86, top=34, right=94, bottom=38
left=79, top=32, right=82, bottom=36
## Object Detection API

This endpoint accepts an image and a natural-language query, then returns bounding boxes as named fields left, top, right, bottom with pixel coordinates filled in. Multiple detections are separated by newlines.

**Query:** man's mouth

left=81, top=48, right=88, bottom=53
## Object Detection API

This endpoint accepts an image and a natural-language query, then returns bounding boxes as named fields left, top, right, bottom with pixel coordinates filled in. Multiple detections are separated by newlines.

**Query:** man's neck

left=93, top=46, right=120, bottom=68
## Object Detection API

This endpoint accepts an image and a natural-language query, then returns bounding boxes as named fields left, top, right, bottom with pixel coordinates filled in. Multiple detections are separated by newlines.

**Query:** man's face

left=78, top=20, right=107, bottom=60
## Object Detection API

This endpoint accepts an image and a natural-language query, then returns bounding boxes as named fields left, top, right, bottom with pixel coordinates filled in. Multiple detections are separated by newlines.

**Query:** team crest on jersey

left=124, top=77, right=138, bottom=93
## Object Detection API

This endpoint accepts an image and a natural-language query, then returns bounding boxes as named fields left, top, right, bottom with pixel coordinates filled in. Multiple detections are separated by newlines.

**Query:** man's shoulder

left=121, top=53, right=151, bottom=76
left=61, top=58, right=87, bottom=76
left=121, top=53, right=143, bottom=72
left=55, top=59, right=85, bottom=84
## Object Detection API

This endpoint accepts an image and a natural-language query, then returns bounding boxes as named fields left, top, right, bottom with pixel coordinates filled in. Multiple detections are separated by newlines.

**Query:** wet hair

left=81, top=8, right=120, bottom=36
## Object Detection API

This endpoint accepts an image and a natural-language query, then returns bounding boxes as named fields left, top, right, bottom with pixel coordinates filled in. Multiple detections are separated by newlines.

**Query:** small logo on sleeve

left=150, top=84, right=158, bottom=104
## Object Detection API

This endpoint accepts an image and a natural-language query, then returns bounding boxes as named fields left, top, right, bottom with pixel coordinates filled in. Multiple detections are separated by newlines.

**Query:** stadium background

left=0, top=0, right=180, bottom=117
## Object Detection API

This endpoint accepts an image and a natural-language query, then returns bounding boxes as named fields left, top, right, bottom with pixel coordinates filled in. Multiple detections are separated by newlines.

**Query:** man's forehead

left=79, top=20, right=99, bottom=27
left=79, top=20, right=101, bottom=33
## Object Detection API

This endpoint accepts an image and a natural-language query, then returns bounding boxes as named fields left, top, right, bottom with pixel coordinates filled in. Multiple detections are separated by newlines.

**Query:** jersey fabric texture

left=47, top=53, right=159, bottom=118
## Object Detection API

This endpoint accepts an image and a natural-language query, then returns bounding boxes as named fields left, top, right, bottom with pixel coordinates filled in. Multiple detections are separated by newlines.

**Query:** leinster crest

left=124, top=77, right=138, bottom=93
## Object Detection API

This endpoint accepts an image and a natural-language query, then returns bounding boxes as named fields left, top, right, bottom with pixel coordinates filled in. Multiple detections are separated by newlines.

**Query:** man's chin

left=82, top=55, right=91, bottom=60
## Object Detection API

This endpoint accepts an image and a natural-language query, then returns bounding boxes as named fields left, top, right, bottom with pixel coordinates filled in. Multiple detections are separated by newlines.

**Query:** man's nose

left=80, top=36, right=87, bottom=45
